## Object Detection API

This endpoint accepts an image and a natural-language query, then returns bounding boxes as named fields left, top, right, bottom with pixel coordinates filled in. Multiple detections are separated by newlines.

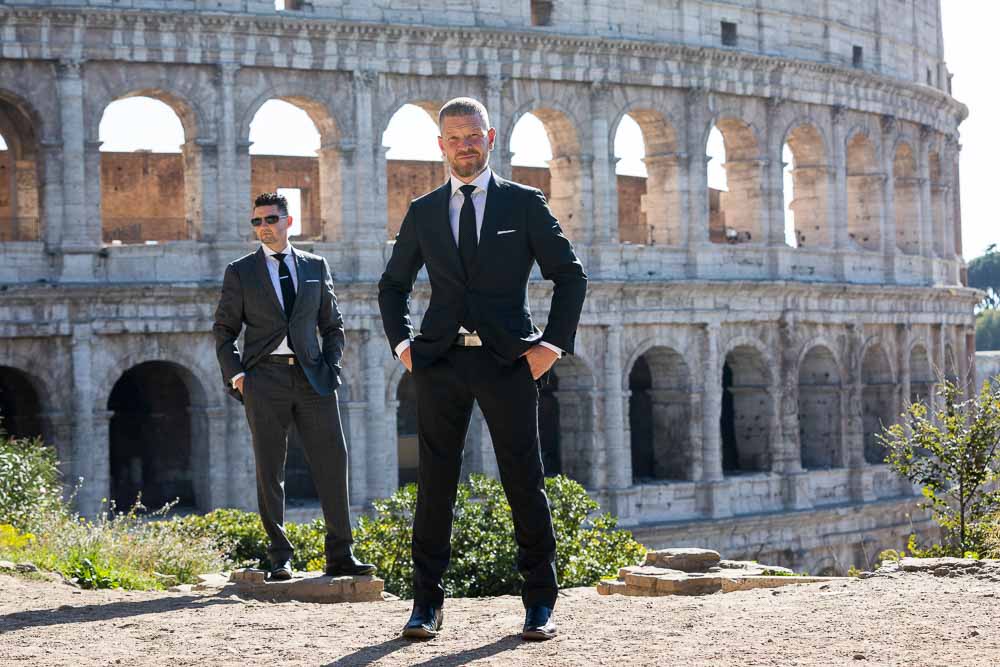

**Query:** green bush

left=0, top=431, right=63, bottom=531
left=354, top=474, right=646, bottom=598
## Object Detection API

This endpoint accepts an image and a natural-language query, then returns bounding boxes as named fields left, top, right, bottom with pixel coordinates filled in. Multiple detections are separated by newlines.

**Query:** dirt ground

left=0, top=571, right=997, bottom=666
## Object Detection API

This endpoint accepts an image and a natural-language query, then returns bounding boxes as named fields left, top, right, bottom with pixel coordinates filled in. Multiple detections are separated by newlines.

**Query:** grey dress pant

left=242, top=358, right=353, bottom=564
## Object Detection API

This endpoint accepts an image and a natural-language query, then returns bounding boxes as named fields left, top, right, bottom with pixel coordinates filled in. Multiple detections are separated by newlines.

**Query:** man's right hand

left=401, top=347, right=413, bottom=372
left=234, top=376, right=245, bottom=395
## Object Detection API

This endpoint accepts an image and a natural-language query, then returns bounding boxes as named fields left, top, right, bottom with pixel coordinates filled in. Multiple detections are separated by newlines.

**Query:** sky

left=86, top=5, right=996, bottom=259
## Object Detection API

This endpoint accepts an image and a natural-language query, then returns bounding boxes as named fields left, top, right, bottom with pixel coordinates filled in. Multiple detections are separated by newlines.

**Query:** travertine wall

left=0, top=1, right=978, bottom=574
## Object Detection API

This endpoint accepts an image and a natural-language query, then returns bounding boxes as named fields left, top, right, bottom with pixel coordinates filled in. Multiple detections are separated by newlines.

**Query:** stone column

left=685, top=89, right=710, bottom=278
left=182, top=138, right=217, bottom=241
left=698, top=323, right=730, bottom=518
left=602, top=327, right=629, bottom=489
left=56, top=59, right=94, bottom=250
left=343, top=400, right=369, bottom=505
left=778, top=319, right=812, bottom=510
left=216, top=63, right=242, bottom=242
left=70, top=324, right=100, bottom=516
left=830, top=105, right=849, bottom=281
left=42, top=410, right=74, bottom=496
left=642, top=153, right=687, bottom=246
left=485, top=73, right=510, bottom=178
left=763, top=98, right=785, bottom=277
left=318, top=141, right=349, bottom=242
left=363, top=327, right=394, bottom=502
left=224, top=397, right=256, bottom=511
left=39, top=140, right=65, bottom=249
left=845, top=326, right=874, bottom=501
left=590, top=81, right=616, bottom=245
left=352, top=70, right=380, bottom=242
left=917, top=126, right=934, bottom=282
left=190, top=405, right=227, bottom=510
left=880, top=115, right=898, bottom=283
left=89, top=409, right=113, bottom=515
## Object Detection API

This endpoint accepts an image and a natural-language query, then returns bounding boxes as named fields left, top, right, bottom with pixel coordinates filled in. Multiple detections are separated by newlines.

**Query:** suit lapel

left=254, top=247, right=287, bottom=321
left=469, top=174, right=510, bottom=282
left=289, top=246, right=307, bottom=320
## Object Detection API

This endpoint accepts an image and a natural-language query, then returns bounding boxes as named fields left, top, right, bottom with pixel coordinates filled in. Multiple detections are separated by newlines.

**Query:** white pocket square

left=306, top=279, right=320, bottom=283
left=496, top=229, right=517, bottom=235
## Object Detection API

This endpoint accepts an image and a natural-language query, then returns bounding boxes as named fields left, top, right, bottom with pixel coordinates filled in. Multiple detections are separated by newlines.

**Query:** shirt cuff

left=394, top=339, right=411, bottom=358
left=231, top=372, right=245, bottom=388
left=538, top=341, right=563, bottom=358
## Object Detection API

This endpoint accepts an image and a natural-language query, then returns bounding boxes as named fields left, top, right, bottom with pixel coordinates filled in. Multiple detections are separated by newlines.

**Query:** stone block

left=654, top=573, right=724, bottom=595
left=719, top=576, right=840, bottom=593
left=231, top=572, right=384, bottom=604
left=230, top=568, right=266, bottom=584
left=596, top=580, right=626, bottom=595
left=644, top=548, right=721, bottom=573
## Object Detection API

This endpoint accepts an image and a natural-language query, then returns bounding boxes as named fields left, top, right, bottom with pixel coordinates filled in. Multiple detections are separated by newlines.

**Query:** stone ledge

left=228, top=568, right=384, bottom=603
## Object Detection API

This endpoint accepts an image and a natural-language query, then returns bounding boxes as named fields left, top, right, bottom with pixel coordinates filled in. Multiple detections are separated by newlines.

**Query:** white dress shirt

left=231, top=242, right=299, bottom=387
left=394, top=167, right=562, bottom=360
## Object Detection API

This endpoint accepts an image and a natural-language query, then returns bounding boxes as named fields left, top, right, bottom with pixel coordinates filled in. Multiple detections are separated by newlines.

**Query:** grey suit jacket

left=213, top=246, right=345, bottom=402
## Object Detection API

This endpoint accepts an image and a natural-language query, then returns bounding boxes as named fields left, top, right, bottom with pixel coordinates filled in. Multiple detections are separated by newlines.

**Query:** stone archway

left=721, top=345, right=773, bottom=474
left=798, top=345, right=844, bottom=470
left=107, top=361, right=207, bottom=511
left=628, top=346, right=693, bottom=482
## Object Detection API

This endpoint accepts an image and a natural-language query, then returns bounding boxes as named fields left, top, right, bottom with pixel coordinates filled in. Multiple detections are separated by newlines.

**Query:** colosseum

left=0, top=0, right=978, bottom=574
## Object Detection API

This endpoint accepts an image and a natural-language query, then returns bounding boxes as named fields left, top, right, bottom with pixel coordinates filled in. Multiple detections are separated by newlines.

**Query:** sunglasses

left=250, top=215, right=286, bottom=227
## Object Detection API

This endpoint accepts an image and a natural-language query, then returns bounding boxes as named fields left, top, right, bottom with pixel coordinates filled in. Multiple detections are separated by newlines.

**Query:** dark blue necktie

left=272, top=252, right=296, bottom=322
left=458, top=184, right=478, bottom=278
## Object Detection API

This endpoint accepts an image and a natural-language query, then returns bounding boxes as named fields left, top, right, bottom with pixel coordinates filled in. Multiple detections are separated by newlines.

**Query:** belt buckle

left=457, top=333, right=482, bottom=347
left=286, top=357, right=295, bottom=365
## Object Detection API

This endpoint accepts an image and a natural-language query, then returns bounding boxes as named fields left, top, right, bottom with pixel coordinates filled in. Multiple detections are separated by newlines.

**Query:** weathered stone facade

left=0, top=1, right=978, bottom=574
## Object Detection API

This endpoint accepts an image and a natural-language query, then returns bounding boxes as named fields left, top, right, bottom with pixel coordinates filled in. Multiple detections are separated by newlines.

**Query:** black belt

left=265, top=355, right=297, bottom=365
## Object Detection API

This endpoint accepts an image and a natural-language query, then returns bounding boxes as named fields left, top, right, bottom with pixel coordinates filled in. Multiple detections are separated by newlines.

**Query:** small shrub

left=880, top=380, right=1000, bottom=555
left=0, top=432, right=63, bottom=531
left=353, top=474, right=646, bottom=598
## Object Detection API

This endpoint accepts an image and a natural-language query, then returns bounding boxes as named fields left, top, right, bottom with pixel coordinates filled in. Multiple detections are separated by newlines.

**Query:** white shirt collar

left=262, top=242, right=293, bottom=258
left=449, top=166, right=492, bottom=198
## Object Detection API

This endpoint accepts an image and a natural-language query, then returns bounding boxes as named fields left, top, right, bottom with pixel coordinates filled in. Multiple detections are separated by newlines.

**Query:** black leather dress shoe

left=522, top=605, right=556, bottom=641
left=324, top=554, right=376, bottom=577
left=269, top=559, right=293, bottom=581
left=401, top=604, right=443, bottom=639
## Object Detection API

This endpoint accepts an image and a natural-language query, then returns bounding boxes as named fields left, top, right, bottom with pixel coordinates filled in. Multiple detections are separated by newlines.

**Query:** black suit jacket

left=378, top=173, right=587, bottom=369
left=213, top=246, right=345, bottom=402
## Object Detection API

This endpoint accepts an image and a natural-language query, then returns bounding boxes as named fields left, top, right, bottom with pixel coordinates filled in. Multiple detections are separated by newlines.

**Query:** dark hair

left=438, top=97, right=490, bottom=129
left=253, top=192, right=288, bottom=216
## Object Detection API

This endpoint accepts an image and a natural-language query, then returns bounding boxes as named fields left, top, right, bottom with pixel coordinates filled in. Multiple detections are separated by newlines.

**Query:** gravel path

left=1, top=571, right=997, bottom=666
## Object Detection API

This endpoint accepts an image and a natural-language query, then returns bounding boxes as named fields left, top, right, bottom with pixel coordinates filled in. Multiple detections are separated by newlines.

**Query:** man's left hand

left=520, top=345, right=559, bottom=380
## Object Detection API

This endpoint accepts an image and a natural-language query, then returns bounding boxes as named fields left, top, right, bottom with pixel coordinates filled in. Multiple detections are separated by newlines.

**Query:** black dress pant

left=411, top=346, right=559, bottom=609
left=243, top=360, right=353, bottom=565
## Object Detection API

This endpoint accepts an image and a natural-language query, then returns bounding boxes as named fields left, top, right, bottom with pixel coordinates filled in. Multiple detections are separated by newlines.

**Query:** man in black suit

left=378, top=98, right=587, bottom=640
left=213, top=192, right=374, bottom=581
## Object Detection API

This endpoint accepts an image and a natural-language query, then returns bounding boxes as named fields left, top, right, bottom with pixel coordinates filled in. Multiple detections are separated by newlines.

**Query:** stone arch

left=705, top=115, right=764, bottom=244
left=0, top=365, right=47, bottom=442
left=97, top=88, right=204, bottom=243
left=909, top=343, right=933, bottom=405
left=627, top=345, right=694, bottom=482
left=381, top=99, right=447, bottom=239
left=797, top=344, right=844, bottom=469
left=539, top=354, right=596, bottom=486
left=508, top=100, right=585, bottom=242
left=861, top=341, right=896, bottom=464
left=395, top=370, right=419, bottom=486
left=721, top=342, right=774, bottom=473
left=0, top=89, right=43, bottom=242
left=893, top=141, right=920, bottom=255
left=243, top=90, right=344, bottom=242
left=106, top=360, right=211, bottom=512
left=782, top=122, right=832, bottom=248
left=845, top=130, right=883, bottom=251
left=612, top=104, right=683, bottom=245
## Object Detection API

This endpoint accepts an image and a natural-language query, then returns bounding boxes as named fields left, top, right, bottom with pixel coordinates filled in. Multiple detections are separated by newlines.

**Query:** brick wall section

left=250, top=155, right=322, bottom=239
left=101, top=152, right=187, bottom=243
left=618, top=174, right=647, bottom=244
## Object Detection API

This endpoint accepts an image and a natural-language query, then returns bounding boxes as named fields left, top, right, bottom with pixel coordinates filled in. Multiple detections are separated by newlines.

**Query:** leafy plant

left=968, top=244, right=1000, bottom=311
left=879, top=380, right=1000, bottom=555
left=0, top=431, right=63, bottom=531
left=353, top=474, right=645, bottom=598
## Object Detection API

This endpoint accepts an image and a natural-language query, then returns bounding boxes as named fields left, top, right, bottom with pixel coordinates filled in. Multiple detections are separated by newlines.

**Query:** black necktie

left=458, top=184, right=478, bottom=279
left=272, top=252, right=296, bottom=321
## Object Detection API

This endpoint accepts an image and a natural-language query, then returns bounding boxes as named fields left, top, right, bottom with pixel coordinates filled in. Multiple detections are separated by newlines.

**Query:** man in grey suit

left=213, top=192, right=374, bottom=580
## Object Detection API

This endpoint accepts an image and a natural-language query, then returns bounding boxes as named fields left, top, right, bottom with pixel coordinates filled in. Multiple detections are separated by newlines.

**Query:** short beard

left=449, top=154, right=487, bottom=179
